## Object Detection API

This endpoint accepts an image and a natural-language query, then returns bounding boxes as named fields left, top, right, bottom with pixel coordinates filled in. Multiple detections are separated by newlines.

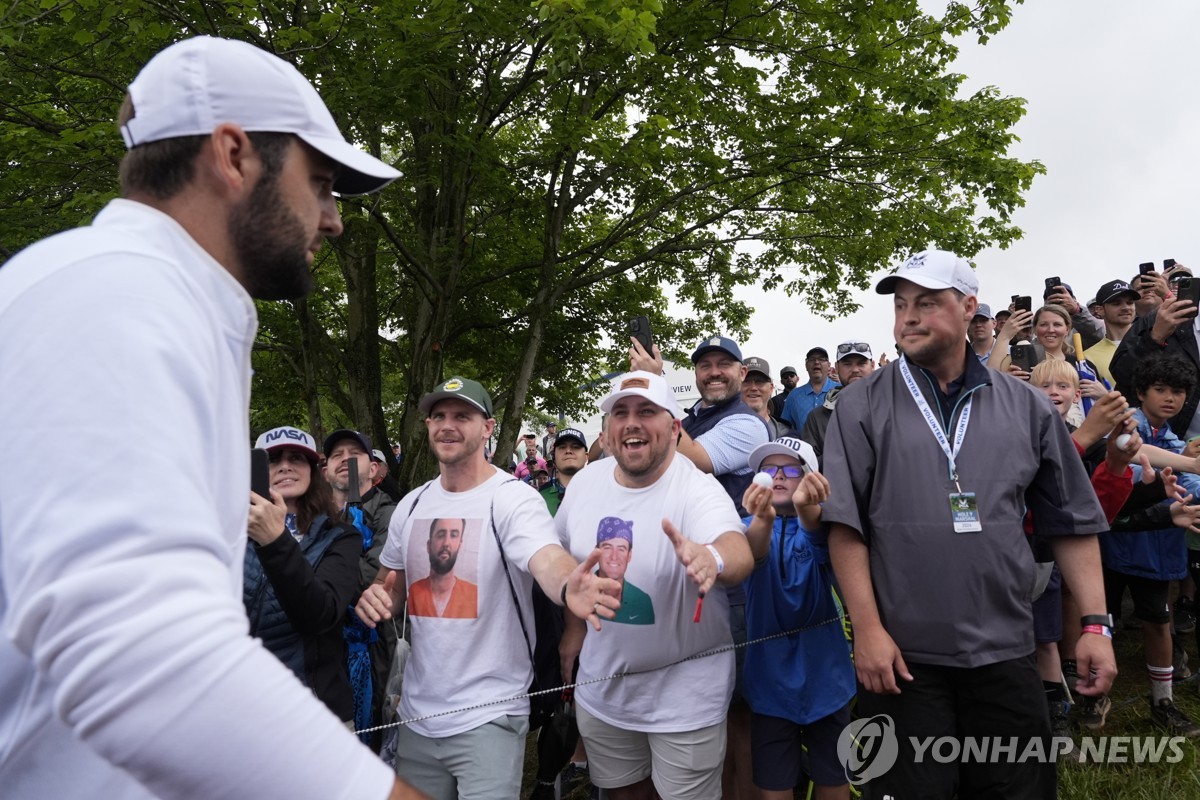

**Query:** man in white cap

left=821, top=250, right=1116, bottom=799
left=556, top=370, right=754, bottom=800
left=799, top=340, right=875, bottom=466
left=0, top=37, right=419, bottom=800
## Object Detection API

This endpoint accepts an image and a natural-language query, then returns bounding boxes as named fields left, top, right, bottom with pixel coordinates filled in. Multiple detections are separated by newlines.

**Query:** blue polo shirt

left=781, top=376, right=839, bottom=430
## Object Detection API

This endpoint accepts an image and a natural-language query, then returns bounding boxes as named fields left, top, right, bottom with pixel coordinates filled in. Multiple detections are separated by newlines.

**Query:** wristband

left=1081, top=624, right=1113, bottom=639
left=705, top=544, right=725, bottom=575
left=559, top=581, right=569, bottom=607
left=1081, top=614, right=1113, bottom=628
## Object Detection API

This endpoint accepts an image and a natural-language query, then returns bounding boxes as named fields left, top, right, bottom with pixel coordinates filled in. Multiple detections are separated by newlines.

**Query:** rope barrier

left=355, top=615, right=844, bottom=737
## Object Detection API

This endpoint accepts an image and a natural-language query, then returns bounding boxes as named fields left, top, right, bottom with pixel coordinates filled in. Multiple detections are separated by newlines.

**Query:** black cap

left=555, top=428, right=588, bottom=449
left=805, top=347, right=829, bottom=360
left=323, top=428, right=372, bottom=457
left=1095, top=279, right=1139, bottom=305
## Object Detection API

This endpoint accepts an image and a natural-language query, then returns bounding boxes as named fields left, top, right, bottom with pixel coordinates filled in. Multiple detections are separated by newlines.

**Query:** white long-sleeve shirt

left=0, top=200, right=393, bottom=799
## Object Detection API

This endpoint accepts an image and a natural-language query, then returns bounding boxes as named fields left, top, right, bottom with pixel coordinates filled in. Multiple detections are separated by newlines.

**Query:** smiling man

left=557, top=371, right=753, bottom=800
left=821, top=250, right=1116, bottom=800
left=742, top=356, right=786, bottom=439
left=355, top=376, right=620, bottom=798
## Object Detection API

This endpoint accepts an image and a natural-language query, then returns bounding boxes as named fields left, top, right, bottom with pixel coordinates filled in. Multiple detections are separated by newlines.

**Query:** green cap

left=418, top=376, right=495, bottom=417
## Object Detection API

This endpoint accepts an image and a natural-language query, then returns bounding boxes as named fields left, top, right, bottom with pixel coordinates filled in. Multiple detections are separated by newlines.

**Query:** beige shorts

left=575, top=704, right=726, bottom=800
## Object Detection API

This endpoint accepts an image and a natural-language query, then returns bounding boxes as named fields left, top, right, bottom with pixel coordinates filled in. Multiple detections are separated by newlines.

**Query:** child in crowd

left=1097, top=353, right=1200, bottom=736
left=1028, top=360, right=1139, bottom=735
left=740, top=436, right=853, bottom=800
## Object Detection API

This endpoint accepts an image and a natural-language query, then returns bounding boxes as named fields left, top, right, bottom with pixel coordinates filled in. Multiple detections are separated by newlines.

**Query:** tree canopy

left=0, top=0, right=1040, bottom=485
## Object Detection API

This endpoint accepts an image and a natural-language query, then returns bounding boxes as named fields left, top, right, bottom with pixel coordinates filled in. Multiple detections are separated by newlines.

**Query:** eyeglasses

left=759, top=465, right=804, bottom=479
left=837, top=342, right=871, bottom=357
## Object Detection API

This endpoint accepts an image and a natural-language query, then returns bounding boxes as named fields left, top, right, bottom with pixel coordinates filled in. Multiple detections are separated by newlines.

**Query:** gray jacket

left=821, top=350, right=1106, bottom=668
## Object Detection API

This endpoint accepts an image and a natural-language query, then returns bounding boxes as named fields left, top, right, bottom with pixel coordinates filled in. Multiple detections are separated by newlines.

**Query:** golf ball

left=753, top=472, right=773, bottom=489
left=1115, top=433, right=1132, bottom=450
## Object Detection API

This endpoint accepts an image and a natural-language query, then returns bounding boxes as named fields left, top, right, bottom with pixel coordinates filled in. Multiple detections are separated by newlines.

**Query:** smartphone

left=1177, top=276, right=1200, bottom=307
left=1139, top=261, right=1156, bottom=275
left=1165, top=258, right=1177, bottom=271
left=1013, top=295, right=1032, bottom=314
left=627, top=316, right=653, bottom=354
left=1010, top=343, right=1039, bottom=372
left=251, top=448, right=271, bottom=498
left=1044, top=277, right=1061, bottom=293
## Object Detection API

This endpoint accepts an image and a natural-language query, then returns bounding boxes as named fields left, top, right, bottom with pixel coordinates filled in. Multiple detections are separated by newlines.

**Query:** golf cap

left=876, top=250, right=978, bottom=297
left=254, top=426, right=319, bottom=462
left=1096, top=279, right=1140, bottom=305
left=780, top=366, right=798, bottom=377
left=555, top=428, right=588, bottom=449
left=691, top=335, right=743, bottom=364
left=418, top=376, right=495, bottom=417
left=370, top=449, right=386, bottom=463
left=748, top=436, right=818, bottom=473
left=743, top=356, right=771, bottom=380
left=323, top=428, right=372, bottom=457
left=806, top=347, right=829, bottom=360
left=121, top=36, right=400, bottom=195
left=834, top=341, right=873, bottom=362
left=600, top=371, right=685, bottom=419
left=972, top=304, right=993, bottom=320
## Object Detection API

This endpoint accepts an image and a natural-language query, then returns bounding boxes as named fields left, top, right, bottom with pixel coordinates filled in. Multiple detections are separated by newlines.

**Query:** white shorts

left=575, top=704, right=726, bottom=800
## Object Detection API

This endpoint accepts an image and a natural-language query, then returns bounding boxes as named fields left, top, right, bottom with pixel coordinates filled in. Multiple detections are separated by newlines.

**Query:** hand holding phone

left=1010, top=342, right=1039, bottom=372
left=627, top=316, right=654, bottom=354
left=1044, top=277, right=1062, bottom=294
left=1139, top=262, right=1156, bottom=275
left=1012, top=295, right=1033, bottom=314
left=251, top=448, right=271, bottom=499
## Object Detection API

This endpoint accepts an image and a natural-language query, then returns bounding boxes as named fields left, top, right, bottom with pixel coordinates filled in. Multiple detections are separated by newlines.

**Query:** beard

left=429, top=549, right=459, bottom=576
left=229, top=168, right=315, bottom=301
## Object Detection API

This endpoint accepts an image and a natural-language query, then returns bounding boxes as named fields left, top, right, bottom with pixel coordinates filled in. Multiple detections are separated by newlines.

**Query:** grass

left=1057, top=611, right=1200, bottom=800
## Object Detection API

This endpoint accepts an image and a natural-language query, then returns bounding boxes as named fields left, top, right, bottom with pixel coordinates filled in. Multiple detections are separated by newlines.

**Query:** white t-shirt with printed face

left=380, top=468, right=557, bottom=737
left=556, top=454, right=746, bottom=733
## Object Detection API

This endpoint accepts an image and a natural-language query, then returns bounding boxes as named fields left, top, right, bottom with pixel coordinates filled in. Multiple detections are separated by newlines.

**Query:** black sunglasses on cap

left=836, top=342, right=871, bottom=357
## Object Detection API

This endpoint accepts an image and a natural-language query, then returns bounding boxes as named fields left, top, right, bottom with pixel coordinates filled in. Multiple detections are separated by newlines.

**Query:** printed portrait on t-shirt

left=406, top=517, right=481, bottom=619
left=596, top=516, right=654, bottom=625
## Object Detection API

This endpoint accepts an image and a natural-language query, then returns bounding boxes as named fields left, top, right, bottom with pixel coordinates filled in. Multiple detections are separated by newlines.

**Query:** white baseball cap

left=254, top=426, right=319, bottom=462
left=875, top=250, right=978, bottom=297
left=600, top=371, right=685, bottom=420
left=748, top=436, right=818, bottom=473
left=121, top=36, right=400, bottom=196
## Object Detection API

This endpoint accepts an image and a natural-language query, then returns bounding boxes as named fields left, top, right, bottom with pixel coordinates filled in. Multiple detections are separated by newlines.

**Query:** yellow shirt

left=1082, top=338, right=1119, bottom=386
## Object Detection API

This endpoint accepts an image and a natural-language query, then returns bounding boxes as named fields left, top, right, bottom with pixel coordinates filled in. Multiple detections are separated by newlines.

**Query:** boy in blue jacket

left=1101, top=352, right=1200, bottom=736
left=740, top=436, right=854, bottom=800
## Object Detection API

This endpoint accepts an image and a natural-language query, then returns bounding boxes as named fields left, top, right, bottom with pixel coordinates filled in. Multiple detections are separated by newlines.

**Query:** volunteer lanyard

left=898, top=355, right=972, bottom=490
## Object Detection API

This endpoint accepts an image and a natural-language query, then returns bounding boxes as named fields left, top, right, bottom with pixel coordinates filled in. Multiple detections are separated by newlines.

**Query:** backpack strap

left=489, top=479, right=539, bottom=681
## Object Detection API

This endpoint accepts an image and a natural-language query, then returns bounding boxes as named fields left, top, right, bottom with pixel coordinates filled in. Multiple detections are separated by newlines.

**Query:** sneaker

left=1077, top=694, right=1112, bottom=732
left=1150, top=697, right=1200, bottom=738
left=1049, top=699, right=1072, bottom=738
left=529, top=780, right=556, bottom=800
left=1176, top=596, right=1197, bottom=634
left=558, top=762, right=590, bottom=798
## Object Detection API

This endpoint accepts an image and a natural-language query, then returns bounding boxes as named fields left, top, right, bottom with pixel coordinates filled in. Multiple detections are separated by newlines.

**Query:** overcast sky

left=729, top=0, right=1200, bottom=385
